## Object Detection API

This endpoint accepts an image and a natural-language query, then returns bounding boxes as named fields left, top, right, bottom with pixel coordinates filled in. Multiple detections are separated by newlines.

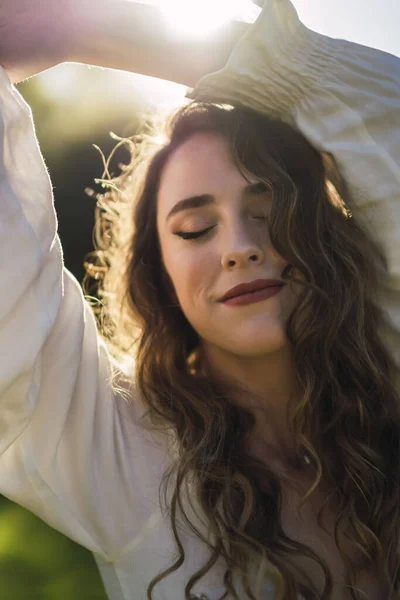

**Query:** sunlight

left=158, top=0, right=259, bottom=37
left=37, top=64, right=187, bottom=106
left=35, top=1, right=262, bottom=114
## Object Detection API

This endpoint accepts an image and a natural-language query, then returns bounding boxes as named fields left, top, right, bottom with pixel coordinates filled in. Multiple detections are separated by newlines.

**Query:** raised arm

left=68, top=0, right=250, bottom=88
left=0, top=0, right=177, bottom=562
left=1, top=0, right=249, bottom=86
left=0, top=63, right=169, bottom=560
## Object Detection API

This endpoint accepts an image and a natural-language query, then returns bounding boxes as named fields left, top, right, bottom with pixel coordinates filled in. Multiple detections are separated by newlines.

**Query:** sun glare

left=158, top=0, right=259, bottom=37
left=36, top=1, right=262, bottom=115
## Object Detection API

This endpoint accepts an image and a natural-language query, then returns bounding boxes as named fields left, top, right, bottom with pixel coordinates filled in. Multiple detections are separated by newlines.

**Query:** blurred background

left=0, top=0, right=399, bottom=598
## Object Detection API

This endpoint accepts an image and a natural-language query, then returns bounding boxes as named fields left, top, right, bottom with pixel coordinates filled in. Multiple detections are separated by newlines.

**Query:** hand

left=0, top=0, right=107, bottom=83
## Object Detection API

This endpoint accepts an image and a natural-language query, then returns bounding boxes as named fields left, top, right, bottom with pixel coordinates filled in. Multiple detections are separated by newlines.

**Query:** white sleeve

left=187, top=0, right=400, bottom=371
left=0, top=67, right=164, bottom=563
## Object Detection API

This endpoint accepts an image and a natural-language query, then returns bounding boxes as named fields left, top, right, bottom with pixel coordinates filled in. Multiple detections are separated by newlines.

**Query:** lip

left=221, top=285, right=284, bottom=307
left=218, top=278, right=285, bottom=303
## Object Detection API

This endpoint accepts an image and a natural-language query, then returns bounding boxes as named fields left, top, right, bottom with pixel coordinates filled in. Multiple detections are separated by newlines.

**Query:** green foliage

left=0, top=496, right=107, bottom=599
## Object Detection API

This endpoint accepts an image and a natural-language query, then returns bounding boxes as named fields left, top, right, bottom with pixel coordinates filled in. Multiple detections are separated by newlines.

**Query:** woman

left=0, top=0, right=399, bottom=599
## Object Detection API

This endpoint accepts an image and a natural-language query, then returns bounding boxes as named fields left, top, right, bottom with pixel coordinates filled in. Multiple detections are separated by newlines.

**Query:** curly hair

left=83, top=101, right=400, bottom=600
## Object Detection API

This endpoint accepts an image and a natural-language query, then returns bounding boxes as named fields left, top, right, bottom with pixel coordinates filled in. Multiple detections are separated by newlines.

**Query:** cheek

left=164, top=244, right=215, bottom=307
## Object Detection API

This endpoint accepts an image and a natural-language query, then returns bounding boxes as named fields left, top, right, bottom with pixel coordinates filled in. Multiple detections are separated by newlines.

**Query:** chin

left=223, top=333, right=288, bottom=358
left=193, top=318, right=289, bottom=357
left=234, top=344, right=287, bottom=359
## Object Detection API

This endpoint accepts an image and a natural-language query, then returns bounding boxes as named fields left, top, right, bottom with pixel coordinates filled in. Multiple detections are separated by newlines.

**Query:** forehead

left=157, top=132, right=256, bottom=217
left=163, top=132, right=234, bottom=180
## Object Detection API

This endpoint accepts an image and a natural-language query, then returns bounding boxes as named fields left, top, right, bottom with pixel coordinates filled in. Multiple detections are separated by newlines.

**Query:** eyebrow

left=166, top=182, right=269, bottom=222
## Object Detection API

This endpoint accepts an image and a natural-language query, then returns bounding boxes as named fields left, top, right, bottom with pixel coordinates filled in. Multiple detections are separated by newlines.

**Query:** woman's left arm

left=187, top=0, right=400, bottom=367
left=67, top=0, right=249, bottom=88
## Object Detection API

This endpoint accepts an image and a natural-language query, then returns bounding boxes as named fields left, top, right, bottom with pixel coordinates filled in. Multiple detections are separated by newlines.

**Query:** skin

left=157, top=132, right=304, bottom=466
left=0, top=0, right=249, bottom=85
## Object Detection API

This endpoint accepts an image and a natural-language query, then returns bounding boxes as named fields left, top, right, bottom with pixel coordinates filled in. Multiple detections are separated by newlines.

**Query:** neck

left=200, top=342, right=301, bottom=461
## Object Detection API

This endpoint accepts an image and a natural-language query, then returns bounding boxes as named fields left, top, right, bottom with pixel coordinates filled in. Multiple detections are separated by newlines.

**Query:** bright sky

left=292, top=0, right=399, bottom=58
left=38, top=0, right=399, bottom=107
left=152, top=0, right=400, bottom=57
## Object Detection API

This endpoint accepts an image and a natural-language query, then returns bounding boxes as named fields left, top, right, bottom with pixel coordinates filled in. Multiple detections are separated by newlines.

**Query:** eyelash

left=173, top=218, right=268, bottom=241
left=173, top=226, right=215, bottom=240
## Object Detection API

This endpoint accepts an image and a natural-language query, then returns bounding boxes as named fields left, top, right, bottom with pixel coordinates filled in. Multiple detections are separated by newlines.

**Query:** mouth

left=221, top=284, right=284, bottom=306
left=219, top=278, right=285, bottom=303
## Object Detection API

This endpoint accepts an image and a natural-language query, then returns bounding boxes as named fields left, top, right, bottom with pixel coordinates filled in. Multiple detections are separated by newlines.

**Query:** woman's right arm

left=0, top=6, right=171, bottom=561
left=0, top=65, right=166, bottom=560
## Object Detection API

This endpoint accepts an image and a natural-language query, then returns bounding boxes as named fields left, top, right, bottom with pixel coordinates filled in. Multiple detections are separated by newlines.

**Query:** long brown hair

left=83, top=101, right=400, bottom=599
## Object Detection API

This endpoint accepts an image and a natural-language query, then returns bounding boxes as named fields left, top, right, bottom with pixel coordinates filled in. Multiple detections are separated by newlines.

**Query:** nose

left=220, top=219, right=289, bottom=272
left=222, top=246, right=263, bottom=269
left=220, top=223, right=266, bottom=269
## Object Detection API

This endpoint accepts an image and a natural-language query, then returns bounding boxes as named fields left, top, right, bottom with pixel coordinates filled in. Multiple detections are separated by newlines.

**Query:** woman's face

left=156, top=132, right=301, bottom=359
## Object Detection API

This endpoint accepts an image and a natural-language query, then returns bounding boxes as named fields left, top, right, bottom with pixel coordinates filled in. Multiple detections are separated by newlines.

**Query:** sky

left=292, top=0, right=399, bottom=57
left=148, top=0, right=400, bottom=58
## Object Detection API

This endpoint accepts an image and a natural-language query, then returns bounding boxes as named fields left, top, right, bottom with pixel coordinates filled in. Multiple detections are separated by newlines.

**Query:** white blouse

left=0, top=0, right=399, bottom=598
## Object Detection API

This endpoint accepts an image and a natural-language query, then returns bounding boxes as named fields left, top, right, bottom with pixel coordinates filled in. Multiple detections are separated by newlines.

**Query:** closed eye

left=173, top=226, right=215, bottom=240
left=173, top=217, right=268, bottom=241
